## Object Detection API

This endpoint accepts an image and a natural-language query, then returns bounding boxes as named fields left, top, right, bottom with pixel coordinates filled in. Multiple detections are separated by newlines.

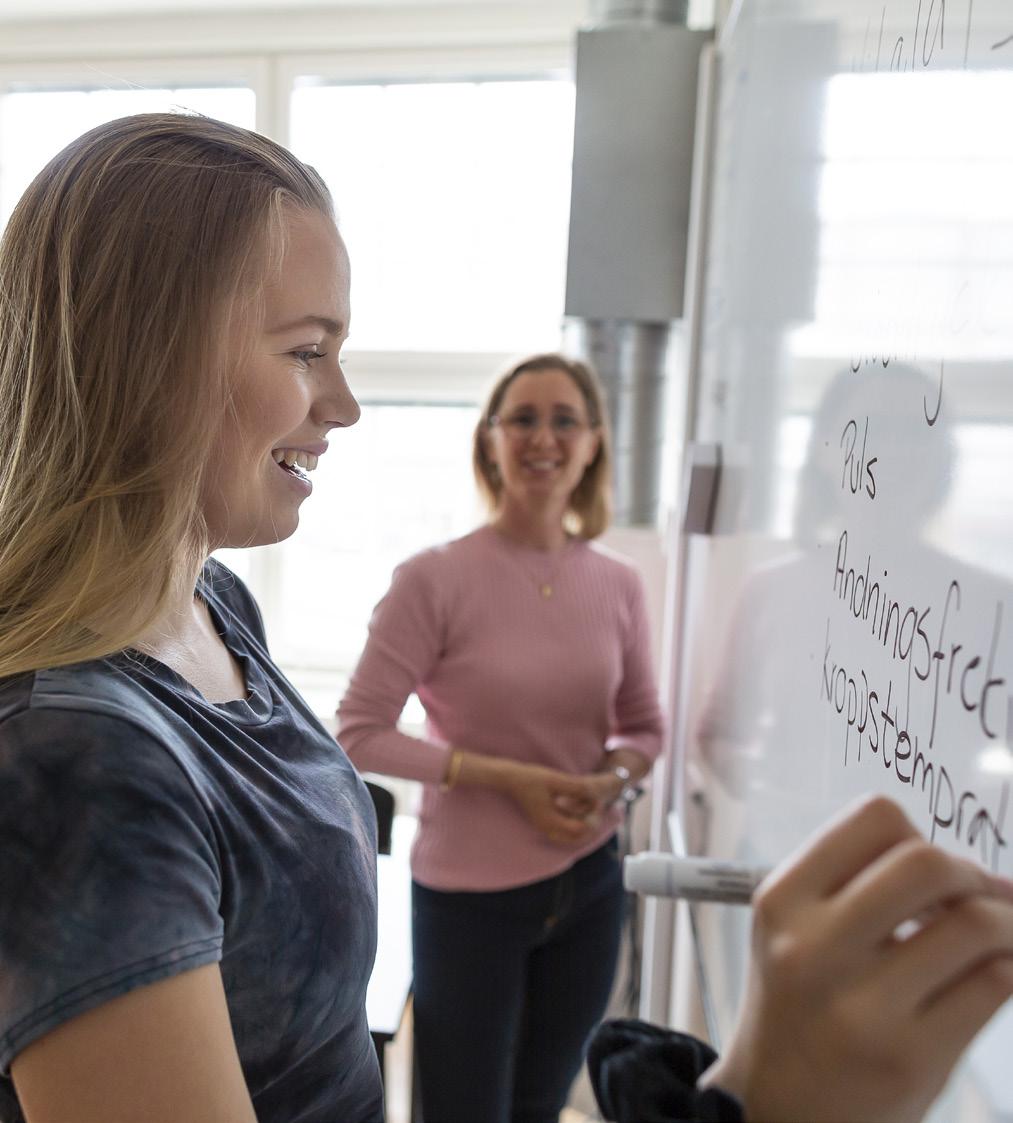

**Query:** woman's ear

left=586, top=428, right=602, bottom=467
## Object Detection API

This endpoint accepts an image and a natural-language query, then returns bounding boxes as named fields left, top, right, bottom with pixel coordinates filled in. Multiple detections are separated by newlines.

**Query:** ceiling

left=0, top=0, right=515, bottom=20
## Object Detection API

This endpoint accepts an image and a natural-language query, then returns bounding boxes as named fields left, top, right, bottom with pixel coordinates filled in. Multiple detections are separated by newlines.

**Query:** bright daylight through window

left=0, top=75, right=576, bottom=721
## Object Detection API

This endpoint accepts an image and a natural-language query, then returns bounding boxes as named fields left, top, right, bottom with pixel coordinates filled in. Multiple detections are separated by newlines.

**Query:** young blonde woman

left=2, top=114, right=1012, bottom=1123
left=0, top=114, right=376, bottom=1123
left=338, top=353, right=665, bottom=1122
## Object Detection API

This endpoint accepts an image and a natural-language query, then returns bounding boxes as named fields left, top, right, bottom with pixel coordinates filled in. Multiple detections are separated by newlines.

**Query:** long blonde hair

left=0, top=112, right=333, bottom=677
left=472, top=352, right=613, bottom=539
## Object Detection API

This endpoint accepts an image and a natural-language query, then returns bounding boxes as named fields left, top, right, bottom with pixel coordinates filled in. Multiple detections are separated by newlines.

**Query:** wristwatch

left=610, top=763, right=638, bottom=805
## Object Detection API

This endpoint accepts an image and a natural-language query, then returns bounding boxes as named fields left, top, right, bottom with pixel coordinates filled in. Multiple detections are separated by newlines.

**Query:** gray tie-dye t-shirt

left=0, top=561, right=383, bottom=1123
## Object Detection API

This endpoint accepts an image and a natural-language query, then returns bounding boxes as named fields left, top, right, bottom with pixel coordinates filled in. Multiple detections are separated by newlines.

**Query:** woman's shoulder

left=581, top=537, right=644, bottom=587
left=0, top=652, right=153, bottom=723
left=0, top=658, right=194, bottom=766
left=0, top=630, right=241, bottom=806
left=0, top=664, right=218, bottom=852
left=393, top=526, right=495, bottom=578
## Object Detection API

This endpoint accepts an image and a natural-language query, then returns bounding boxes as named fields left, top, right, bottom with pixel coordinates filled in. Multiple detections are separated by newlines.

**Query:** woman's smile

left=204, top=209, right=358, bottom=549
left=270, top=442, right=328, bottom=493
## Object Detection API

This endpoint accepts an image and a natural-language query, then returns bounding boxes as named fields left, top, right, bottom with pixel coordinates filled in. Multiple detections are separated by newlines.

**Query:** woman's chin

left=216, top=511, right=301, bottom=551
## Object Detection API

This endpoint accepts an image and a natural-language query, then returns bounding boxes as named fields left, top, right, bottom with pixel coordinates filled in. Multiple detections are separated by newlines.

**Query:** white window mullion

left=259, top=54, right=287, bottom=145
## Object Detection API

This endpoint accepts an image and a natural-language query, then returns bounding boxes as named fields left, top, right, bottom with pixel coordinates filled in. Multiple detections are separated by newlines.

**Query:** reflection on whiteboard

left=698, top=363, right=1009, bottom=866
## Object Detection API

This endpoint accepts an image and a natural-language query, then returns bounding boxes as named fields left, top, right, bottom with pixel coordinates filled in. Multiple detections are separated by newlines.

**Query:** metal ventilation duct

left=564, top=12, right=708, bottom=526
left=589, top=0, right=690, bottom=23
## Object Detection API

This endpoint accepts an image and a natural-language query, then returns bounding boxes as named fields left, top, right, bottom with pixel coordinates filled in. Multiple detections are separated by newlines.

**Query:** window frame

left=0, top=29, right=578, bottom=710
left=0, top=39, right=574, bottom=389
left=0, top=56, right=271, bottom=108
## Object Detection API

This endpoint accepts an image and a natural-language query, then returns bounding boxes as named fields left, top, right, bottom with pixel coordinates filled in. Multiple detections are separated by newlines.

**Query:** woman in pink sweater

left=338, top=353, right=664, bottom=1122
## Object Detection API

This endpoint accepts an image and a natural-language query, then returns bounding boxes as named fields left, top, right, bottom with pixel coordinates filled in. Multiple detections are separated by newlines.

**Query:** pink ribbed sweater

left=337, top=525, right=665, bottom=891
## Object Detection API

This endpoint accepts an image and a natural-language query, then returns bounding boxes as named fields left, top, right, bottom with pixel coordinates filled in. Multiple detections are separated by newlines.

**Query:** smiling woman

left=202, top=207, right=358, bottom=550
left=0, top=114, right=382, bottom=1123
left=336, top=352, right=664, bottom=1122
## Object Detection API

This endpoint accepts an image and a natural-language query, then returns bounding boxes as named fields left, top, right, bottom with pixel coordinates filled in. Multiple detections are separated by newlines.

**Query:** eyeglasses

left=488, top=411, right=594, bottom=439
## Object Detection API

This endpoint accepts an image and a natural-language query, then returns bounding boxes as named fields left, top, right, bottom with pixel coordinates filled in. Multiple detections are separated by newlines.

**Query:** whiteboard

left=675, top=2, right=1013, bottom=1120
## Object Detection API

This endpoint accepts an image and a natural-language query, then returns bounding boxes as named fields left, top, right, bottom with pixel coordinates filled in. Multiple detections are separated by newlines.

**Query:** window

left=0, top=84, right=255, bottom=226
left=254, top=74, right=576, bottom=714
left=0, top=56, right=577, bottom=729
left=786, top=69, right=1013, bottom=570
left=289, top=78, right=575, bottom=352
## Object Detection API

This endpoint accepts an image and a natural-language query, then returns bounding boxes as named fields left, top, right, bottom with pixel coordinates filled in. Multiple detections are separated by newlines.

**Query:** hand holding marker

left=622, top=797, right=1013, bottom=1123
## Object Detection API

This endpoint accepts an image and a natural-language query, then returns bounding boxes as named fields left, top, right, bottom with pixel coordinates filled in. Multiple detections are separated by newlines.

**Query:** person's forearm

left=338, top=719, right=451, bottom=786
left=444, top=751, right=615, bottom=844
left=447, top=749, right=646, bottom=793
left=444, top=749, right=525, bottom=795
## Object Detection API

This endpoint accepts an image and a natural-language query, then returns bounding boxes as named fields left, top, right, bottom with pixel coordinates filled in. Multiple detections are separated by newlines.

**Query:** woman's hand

left=699, top=796, right=1013, bottom=1123
left=553, top=750, right=651, bottom=822
left=552, top=772, right=624, bottom=823
left=450, top=749, right=602, bottom=844
left=452, top=749, right=649, bottom=845
left=502, top=762, right=608, bottom=845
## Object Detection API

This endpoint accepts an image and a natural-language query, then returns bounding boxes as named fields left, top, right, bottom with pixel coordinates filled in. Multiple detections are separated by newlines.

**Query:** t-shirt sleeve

left=0, top=708, right=224, bottom=1074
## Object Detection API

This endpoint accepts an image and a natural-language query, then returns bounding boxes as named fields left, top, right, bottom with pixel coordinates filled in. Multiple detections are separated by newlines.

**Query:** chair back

left=364, top=780, right=395, bottom=855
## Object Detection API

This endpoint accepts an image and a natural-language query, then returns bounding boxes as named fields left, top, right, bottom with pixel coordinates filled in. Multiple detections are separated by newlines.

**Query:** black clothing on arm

left=588, top=1017, right=745, bottom=1123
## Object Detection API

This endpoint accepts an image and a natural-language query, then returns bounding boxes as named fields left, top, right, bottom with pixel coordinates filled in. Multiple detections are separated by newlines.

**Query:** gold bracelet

left=440, top=749, right=463, bottom=792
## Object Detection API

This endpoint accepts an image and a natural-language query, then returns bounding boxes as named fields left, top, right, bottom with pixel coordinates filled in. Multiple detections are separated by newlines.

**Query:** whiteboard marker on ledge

left=623, top=853, right=771, bottom=905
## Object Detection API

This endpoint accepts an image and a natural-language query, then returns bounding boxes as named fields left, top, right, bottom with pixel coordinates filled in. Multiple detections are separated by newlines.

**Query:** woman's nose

left=315, top=359, right=361, bottom=430
left=529, top=419, right=557, bottom=445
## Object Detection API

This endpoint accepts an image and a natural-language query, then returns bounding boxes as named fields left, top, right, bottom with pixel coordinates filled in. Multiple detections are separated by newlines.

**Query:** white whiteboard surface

left=677, top=3, right=1013, bottom=1120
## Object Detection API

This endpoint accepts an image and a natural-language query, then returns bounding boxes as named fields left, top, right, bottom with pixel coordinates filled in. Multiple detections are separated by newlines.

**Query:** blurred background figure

left=338, top=353, right=664, bottom=1123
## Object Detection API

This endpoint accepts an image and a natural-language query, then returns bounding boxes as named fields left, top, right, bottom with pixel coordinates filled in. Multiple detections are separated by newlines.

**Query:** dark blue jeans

left=411, top=837, right=625, bottom=1123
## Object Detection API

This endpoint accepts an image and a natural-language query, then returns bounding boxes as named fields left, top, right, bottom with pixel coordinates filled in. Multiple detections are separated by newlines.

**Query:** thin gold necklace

left=535, top=570, right=557, bottom=599
left=518, top=555, right=561, bottom=599
left=492, top=526, right=570, bottom=599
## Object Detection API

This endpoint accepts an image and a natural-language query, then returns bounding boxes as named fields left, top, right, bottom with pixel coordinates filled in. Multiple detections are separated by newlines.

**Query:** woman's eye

left=291, top=349, right=328, bottom=364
